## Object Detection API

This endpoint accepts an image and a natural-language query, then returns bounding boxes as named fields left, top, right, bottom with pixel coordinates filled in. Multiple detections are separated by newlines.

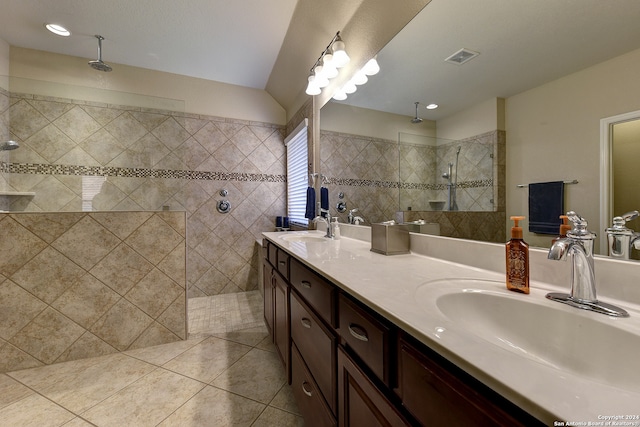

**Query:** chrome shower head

left=0, top=140, right=19, bottom=151
left=411, top=102, right=423, bottom=123
left=88, top=35, right=112, bottom=72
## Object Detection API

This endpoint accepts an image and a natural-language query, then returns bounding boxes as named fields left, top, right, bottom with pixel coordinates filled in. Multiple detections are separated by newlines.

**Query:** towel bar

left=517, top=179, right=578, bottom=188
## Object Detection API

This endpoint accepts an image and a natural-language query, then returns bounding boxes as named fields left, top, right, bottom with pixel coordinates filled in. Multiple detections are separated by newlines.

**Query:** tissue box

left=371, top=223, right=410, bottom=255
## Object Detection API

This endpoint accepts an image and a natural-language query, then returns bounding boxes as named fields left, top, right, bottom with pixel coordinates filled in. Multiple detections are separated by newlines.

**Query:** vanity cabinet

left=266, top=238, right=543, bottom=427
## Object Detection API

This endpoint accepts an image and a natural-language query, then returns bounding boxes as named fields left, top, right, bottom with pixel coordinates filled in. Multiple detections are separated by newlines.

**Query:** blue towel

left=304, top=187, right=315, bottom=219
left=528, top=181, right=564, bottom=234
left=320, top=187, right=329, bottom=217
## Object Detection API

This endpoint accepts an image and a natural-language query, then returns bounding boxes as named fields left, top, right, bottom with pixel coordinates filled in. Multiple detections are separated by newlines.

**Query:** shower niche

left=398, top=132, right=496, bottom=212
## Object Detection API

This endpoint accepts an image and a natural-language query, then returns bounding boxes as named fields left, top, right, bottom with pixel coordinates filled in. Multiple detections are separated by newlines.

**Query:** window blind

left=285, top=119, right=309, bottom=226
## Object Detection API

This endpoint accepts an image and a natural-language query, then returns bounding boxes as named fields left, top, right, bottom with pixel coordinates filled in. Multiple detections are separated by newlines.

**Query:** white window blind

left=285, top=119, right=309, bottom=226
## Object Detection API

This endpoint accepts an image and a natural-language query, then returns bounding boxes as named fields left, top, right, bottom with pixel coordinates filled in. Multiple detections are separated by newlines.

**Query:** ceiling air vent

left=444, top=48, right=479, bottom=65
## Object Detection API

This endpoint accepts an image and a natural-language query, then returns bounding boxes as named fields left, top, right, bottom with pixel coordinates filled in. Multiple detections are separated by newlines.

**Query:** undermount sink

left=415, top=278, right=640, bottom=391
left=279, top=232, right=328, bottom=243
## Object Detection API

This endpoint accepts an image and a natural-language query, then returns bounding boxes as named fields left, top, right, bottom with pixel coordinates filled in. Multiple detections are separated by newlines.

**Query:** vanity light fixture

left=45, top=23, right=71, bottom=37
left=331, top=55, right=380, bottom=101
left=306, top=31, right=350, bottom=96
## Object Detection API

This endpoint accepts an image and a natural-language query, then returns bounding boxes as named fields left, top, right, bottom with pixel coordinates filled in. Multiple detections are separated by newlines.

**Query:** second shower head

left=411, top=102, right=423, bottom=124
left=88, top=35, right=112, bottom=72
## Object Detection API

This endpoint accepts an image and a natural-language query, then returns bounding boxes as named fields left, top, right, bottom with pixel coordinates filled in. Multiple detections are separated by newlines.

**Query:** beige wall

left=506, top=47, right=640, bottom=251
left=9, top=47, right=286, bottom=125
left=437, top=97, right=504, bottom=141
left=320, top=101, right=436, bottom=141
left=0, top=38, right=8, bottom=88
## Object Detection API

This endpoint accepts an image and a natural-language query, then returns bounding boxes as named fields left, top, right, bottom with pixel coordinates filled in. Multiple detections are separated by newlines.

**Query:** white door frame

left=599, top=109, right=640, bottom=255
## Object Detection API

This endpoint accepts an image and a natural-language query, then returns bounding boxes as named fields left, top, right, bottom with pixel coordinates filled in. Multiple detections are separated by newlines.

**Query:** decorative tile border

left=1, top=162, right=286, bottom=183
left=325, top=176, right=492, bottom=190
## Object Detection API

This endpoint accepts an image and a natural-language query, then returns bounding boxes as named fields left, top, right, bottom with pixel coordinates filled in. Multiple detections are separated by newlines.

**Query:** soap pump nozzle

left=552, top=215, right=571, bottom=244
left=510, top=215, right=525, bottom=239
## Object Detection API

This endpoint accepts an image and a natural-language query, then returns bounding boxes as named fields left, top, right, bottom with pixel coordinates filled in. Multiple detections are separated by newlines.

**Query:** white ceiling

left=2, top=0, right=640, bottom=120
left=338, top=0, right=640, bottom=120
left=0, top=0, right=297, bottom=89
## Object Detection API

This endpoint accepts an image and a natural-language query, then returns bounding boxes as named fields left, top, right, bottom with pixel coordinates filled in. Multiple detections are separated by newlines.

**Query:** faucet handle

left=619, top=210, right=639, bottom=223
left=566, top=211, right=596, bottom=240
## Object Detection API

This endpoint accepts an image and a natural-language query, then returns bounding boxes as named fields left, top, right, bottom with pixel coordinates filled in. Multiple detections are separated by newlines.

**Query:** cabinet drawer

left=338, top=293, right=393, bottom=386
left=291, top=344, right=336, bottom=427
left=290, top=291, right=337, bottom=414
left=267, top=240, right=277, bottom=266
left=397, top=335, right=528, bottom=427
left=290, top=258, right=336, bottom=327
left=276, top=248, right=290, bottom=280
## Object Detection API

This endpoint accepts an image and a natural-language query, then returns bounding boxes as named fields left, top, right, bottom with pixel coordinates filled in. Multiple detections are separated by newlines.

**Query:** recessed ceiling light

left=45, top=24, right=71, bottom=37
left=426, top=103, right=438, bottom=109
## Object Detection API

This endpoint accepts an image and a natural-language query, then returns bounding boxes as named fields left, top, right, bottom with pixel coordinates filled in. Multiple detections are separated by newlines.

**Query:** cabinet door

left=274, top=271, right=290, bottom=382
left=262, top=261, right=274, bottom=338
left=337, top=346, right=409, bottom=427
left=398, top=336, right=528, bottom=427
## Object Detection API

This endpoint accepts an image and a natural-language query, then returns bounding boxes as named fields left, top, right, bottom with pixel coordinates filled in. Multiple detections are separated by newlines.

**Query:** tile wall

left=0, top=91, right=287, bottom=298
left=0, top=211, right=187, bottom=373
left=320, top=128, right=505, bottom=240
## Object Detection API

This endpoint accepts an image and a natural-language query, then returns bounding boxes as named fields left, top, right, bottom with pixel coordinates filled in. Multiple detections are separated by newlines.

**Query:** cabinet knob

left=279, top=260, right=286, bottom=266
left=301, top=318, right=312, bottom=329
left=348, top=323, right=369, bottom=342
left=301, top=280, right=312, bottom=289
left=301, top=381, right=313, bottom=397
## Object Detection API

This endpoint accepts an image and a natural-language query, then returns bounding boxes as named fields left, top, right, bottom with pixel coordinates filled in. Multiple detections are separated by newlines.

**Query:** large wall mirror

left=319, top=0, right=640, bottom=250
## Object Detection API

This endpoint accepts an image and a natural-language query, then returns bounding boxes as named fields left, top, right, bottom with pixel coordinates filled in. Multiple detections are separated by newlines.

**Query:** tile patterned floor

left=0, top=293, right=303, bottom=426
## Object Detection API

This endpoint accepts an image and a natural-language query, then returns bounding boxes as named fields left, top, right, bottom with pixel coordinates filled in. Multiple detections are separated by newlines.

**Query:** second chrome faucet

left=547, top=211, right=629, bottom=317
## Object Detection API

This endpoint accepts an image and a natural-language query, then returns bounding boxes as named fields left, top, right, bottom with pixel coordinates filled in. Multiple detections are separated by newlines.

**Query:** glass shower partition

left=1, top=76, right=186, bottom=212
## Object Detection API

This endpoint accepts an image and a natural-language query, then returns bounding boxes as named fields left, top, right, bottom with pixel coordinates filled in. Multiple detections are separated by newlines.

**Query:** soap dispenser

left=552, top=215, right=571, bottom=245
left=331, top=217, right=341, bottom=240
left=506, top=216, right=529, bottom=294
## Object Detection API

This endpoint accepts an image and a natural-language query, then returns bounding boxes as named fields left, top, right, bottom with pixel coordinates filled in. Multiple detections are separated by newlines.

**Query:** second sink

left=415, top=278, right=639, bottom=392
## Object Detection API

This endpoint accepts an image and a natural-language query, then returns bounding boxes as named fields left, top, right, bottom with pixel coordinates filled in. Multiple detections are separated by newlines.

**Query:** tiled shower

left=1, top=82, right=286, bottom=298
left=320, top=127, right=505, bottom=241
left=0, top=79, right=286, bottom=372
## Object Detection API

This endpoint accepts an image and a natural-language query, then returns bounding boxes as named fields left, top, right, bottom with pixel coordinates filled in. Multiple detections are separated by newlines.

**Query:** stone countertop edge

left=263, top=228, right=640, bottom=424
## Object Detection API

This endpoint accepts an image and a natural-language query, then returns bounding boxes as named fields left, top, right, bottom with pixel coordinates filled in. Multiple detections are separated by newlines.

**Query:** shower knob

left=217, top=200, right=231, bottom=213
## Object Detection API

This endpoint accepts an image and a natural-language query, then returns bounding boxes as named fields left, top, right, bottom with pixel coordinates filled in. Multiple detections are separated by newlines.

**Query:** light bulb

left=313, top=65, right=330, bottom=88
left=331, top=38, right=350, bottom=68
left=333, top=90, right=348, bottom=101
left=351, top=70, right=368, bottom=85
left=306, top=75, right=321, bottom=96
left=363, top=57, right=380, bottom=76
left=306, top=82, right=321, bottom=96
left=322, top=54, right=338, bottom=78
left=343, top=81, right=357, bottom=94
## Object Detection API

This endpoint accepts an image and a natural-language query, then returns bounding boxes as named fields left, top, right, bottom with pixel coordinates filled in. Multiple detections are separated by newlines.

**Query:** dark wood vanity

left=262, top=239, right=544, bottom=426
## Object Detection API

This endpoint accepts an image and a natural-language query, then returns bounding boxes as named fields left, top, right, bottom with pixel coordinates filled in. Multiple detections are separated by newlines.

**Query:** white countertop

left=263, top=228, right=640, bottom=425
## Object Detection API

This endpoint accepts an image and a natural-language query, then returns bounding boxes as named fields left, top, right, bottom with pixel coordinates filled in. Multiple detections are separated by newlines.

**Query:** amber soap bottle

left=506, top=216, right=529, bottom=294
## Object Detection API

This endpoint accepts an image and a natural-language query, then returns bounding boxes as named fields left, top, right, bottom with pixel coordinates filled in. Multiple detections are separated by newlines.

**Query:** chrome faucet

left=347, top=208, right=365, bottom=225
left=313, top=215, right=333, bottom=239
left=605, top=210, right=640, bottom=260
left=547, top=211, right=628, bottom=317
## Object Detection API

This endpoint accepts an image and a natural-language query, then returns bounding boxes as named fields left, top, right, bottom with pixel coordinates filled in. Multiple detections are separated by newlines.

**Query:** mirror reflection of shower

left=442, top=146, right=461, bottom=211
